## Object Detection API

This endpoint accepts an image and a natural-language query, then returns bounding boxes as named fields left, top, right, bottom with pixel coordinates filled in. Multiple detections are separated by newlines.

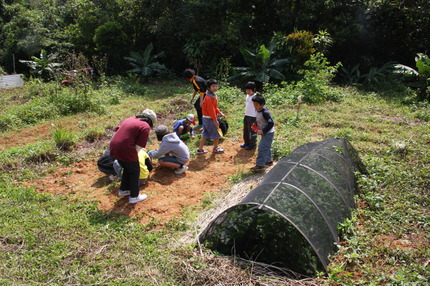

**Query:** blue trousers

left=256, top=132, right=274, bottom=166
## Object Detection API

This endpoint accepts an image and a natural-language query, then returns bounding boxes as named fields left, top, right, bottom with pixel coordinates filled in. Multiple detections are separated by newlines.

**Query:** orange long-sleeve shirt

left=202, top=93, right=220, bottom=121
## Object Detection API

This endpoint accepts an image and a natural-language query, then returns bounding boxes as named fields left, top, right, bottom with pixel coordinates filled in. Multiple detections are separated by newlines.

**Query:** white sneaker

left=109, top=175, right=118, bottom=181
left=175, top=165, right=188, bottom=174
left=129, top=194, right=148, bottom=204
left=118, top=190, right=130, bottom=197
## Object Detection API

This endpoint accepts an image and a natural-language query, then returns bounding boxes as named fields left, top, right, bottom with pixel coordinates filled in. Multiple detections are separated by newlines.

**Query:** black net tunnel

left=199, top=138, right=366, bottom=276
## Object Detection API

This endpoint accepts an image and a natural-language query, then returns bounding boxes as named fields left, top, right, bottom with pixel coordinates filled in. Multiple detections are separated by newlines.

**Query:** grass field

left=0, top=78, right=429, bottom=285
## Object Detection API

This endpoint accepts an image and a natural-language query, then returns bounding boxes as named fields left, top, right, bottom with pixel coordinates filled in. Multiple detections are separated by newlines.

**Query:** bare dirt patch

left=25, top=138, right=261, bottom=225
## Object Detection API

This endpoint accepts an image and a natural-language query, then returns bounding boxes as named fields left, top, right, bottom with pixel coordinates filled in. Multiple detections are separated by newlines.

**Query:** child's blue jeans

left=256, top=132, right=274, bottom=166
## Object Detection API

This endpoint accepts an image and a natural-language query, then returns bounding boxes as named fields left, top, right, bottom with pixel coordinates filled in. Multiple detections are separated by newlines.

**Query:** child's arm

left=261, top=110, right=274, bottom=134
left=148, top=142, right=171, bottom=159
left=190, top=90, right=197, bottom=104
left=145, top=158, right=154, bottom=172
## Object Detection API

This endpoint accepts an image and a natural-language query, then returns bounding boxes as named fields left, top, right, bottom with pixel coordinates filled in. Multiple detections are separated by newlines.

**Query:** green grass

left=0, top=181, right=176, bottom=285
left=0, top=78, right=429, bottom=285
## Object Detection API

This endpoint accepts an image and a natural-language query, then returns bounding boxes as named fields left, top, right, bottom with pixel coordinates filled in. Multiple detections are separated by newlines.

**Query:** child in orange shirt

left=197, top=79, right=225, bottom=154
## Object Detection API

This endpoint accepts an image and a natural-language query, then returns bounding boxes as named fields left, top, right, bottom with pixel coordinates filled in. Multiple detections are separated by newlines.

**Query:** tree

left=19, top=49, right=62, bottom=81
left=124, top=43, right=166, bottom=82
left=230, top=43, right=290, bottom=85
left=93, top=21, right=127, bottom=73
left=395, top=53, right=430, bottom=101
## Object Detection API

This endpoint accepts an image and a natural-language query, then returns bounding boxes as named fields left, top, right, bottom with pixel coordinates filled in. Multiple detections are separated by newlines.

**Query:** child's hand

left=257, top=130, right=263, bottom=135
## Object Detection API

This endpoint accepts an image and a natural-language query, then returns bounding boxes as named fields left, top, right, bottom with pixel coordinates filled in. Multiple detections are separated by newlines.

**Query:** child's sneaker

left=109, top=175, right=118, bottom=181
left=245, top=145, right=256, bottom=150
left=266, top=161, right=274, bottom=166
left=118, top=190, right=130, bottom=197
left=213, top=147, right=224, bottom=154
left=175, top=165, right=188, bottom=174
left=250, top=165, right=265, bottom=172
left=129, top=194, right=148, bottom=204
left=197, top=148, right=208, bottom=155
left=240, top=144, right=248, bottom=148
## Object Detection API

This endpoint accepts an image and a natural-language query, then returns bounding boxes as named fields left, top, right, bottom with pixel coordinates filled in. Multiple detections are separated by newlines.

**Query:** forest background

left=1, top=0, right=429, bottom=82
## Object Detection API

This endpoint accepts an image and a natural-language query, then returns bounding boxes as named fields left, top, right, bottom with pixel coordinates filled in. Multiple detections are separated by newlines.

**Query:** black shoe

left=250, top=165, right=265, bottom=172
left=240, top=144, right=248, bottom=148
left=245, top=145, right=256, bottom=150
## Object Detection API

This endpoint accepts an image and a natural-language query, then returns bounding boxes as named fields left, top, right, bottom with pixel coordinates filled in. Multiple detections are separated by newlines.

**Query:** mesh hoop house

left=200, top=138, right=366, bottom=275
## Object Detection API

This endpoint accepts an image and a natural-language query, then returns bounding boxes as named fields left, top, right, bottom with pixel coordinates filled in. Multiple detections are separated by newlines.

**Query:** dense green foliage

left=124, top=43, right=166, bottom=81
left=395, top=53, right=430, bottom=101
left=1, top=0, right=429, bottom=81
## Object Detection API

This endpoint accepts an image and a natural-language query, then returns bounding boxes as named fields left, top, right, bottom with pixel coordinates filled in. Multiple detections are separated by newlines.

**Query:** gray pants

left=243, top=116, right=257, bottom=147
left=256, top=132, right=274, bottom=166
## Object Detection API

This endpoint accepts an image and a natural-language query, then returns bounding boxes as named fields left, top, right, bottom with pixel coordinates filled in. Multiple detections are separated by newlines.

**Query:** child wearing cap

left=148, top=125, right=190, bottom=174
left=173, top=114, right=196, bottom=140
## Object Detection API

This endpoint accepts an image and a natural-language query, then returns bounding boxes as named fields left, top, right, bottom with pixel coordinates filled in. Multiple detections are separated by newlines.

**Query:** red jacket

left=109, top=117, right=150, bottom=162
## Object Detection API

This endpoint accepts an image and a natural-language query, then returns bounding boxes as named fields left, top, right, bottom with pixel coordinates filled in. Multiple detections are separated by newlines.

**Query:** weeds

left=0, top=78, right=428, bottom=285
left=52, top=124, right=76, bottom=151
left=0, top=79, right=121, bottom=132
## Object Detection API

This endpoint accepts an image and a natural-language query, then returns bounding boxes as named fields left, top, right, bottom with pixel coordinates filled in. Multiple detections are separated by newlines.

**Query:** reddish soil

left=24, top=138, right=258, bottom=224
left=0, top=98, right=260, bottom=225
left=0, top=122, right=55, bottom=151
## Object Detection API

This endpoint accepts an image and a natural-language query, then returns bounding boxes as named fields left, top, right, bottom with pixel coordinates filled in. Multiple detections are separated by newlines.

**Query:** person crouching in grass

left=148, top=125, right=190, bottom=174
left=173, top=114, right=196, bottom=140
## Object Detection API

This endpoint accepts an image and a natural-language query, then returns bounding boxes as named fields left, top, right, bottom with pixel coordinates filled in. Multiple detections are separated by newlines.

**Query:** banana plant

left=395, top=53, right=430, bottom=101
left=124, top=43, right=166, bottom=81
left=19, top=49, right=62, bottom=81
left=230, top=43, right=290, bottom=84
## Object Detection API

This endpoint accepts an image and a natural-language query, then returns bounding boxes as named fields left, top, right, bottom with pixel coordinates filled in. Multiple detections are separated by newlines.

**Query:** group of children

left=99, top=69, right=274, bottom=204
left=98, top=113, right=195, bottom=203
left=183, top=68, right=275, bottom=170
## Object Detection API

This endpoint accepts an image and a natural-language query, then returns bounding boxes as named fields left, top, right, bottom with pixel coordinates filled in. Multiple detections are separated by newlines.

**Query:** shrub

left=395, top=53, right=430, bottom=101
left=113, top=75, right=147, bottom=96
left=217, top=83, right=242, bottom=108
left=84, top=127, right=106, bottom=142
left=49, top=89, right=105, bottom=115
left=52, top=124, right=76, bottom=151
left=25, top=79, right=60, bottom=100
left=15, top=98, right=58, bottom=124
left=286, top=30, right=316, bottom=70
left=296, top=53, right=343, bottom=104
left=216, top=57, right=233, bottom=82
left=263, top=82, right=299, bottom=106
left=0, top=113, right=20, bottom=131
